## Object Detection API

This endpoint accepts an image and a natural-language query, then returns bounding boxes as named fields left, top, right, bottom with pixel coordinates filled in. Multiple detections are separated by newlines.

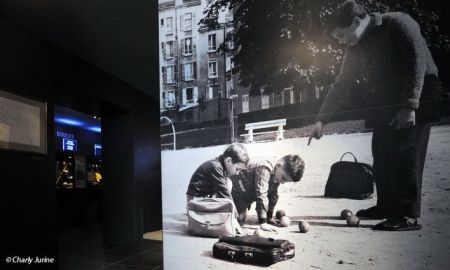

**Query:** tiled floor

left=58, top=224, right=163, bottom=270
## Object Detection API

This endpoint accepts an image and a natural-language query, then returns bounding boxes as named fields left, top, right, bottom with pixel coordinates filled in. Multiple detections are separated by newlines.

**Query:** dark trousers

left=372, top=124, right=431, bottom=218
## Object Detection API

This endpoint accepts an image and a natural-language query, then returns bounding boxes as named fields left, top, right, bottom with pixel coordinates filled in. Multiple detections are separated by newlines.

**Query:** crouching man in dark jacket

left=186, top=143, right=249, bottom=204
left=309, top=0, right=440, bottom=230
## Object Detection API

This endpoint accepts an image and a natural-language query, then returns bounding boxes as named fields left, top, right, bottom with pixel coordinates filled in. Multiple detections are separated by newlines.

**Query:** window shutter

left=174, top=65, right=178, bottom=81
left=193, top=62, right=197, bottom=79
left=182, top=88, right=187, bottom=106
left=208, top=61, right=212, bottom=78
left=170, top=42, right=174, bottom=57
left=193, top=87, right=198, bottom=103
left=181, top=64, right=185, bottom=81
left=181, top=39, right=185, bottom=55
left=192, top=13, right=196, bottom=30
left=226, top=56, right=231, bottom=72
left=162, top=67, right=167, bottom=84
left=192, top=37, right=196, bottom=54
left=180, top=15, right=184, bottom=31
left=161, top=42, right=166, bottom=58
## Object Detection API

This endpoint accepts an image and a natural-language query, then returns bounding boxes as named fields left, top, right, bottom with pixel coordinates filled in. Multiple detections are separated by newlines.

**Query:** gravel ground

left=161, top=125, right=450, bottom=270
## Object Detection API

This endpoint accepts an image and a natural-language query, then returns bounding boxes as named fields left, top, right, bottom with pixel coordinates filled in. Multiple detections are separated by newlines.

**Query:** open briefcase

left=213, top=235, right=295, bottom=266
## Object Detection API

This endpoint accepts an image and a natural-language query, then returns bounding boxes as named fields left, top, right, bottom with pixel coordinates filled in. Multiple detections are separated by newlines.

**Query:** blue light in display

left=54, top=116, right=101, bottom=133
left=87, top=126, right=102, bottom=133
left=55, top=117, right=83, bottom=126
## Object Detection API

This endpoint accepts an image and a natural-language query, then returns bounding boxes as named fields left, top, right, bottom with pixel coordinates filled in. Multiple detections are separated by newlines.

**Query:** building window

left=242, top=94, right=249, bottom=113
left=226, top=56, right=233, bottom=72
left=226, top=78, right=234, bottom=94
left=208, top=34, right=217, bottom=51
left=164, top=90, right=176, bottom=108
left=167, top=41, right=174, bottom=58
left=208, top=60, right=218, bottom=78
left=183, top=62, right=196, bottom=81
left=182, top=87, right=198, bottom=106
left=185, top=88, right=194, bottom=105
left=183, top=38, right=193, bottom=55
left=162, top=41, right=175, bottom=59
left=208, top=84, right=219, bottom=100
left=167, top=66, right=174, bottom=84
left=208, top=86, right=214, bottom=100
left=227, top=38, right=234, bottom=50
left=164, top=65, right=175, bottom=84
left=184, top=13, right=192, bottom=31
left=261, top=95, right=270, bottom=109
left=160, top=18, right=164, bottom=27
left=166, top=17, right=173, bottom=34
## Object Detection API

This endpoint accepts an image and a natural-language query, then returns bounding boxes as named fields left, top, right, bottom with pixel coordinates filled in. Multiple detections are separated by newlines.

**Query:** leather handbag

left=324, top=152, right=374, bottom=200
left=187, top=198, right=240, bottom=238
left=213, top=235, right=295, bottom=266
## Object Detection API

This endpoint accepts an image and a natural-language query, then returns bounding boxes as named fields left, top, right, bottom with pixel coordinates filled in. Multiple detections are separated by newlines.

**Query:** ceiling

left=0, top=0, right=159, bottom=98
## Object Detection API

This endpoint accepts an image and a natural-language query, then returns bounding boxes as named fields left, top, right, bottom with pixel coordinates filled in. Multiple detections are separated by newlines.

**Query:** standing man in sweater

left=310, top=0, right=440, bottom=230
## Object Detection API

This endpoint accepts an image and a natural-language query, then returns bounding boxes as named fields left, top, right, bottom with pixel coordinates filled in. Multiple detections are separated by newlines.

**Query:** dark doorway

left=55, top=105, right=103, bottom=229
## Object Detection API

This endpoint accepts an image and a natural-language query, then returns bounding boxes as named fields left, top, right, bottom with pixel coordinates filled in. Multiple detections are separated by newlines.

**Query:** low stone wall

left=163, top=117, right=450, bottom=149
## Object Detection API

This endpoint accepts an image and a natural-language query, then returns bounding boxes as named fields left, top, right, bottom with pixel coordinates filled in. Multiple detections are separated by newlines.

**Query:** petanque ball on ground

left=340, top=209, right=353, bottom=220
left=346, top=215, right=360, bottom=227
left=279, top=216, right=291, bottom=227
left=276, top=210, right=286, bottom=219
left=254, top=228, right=264, bottom=236
left=298, top=220, right=310, bottom=233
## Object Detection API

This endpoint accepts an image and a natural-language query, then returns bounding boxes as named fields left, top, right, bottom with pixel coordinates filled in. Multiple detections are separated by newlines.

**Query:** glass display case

left=86, top=157, right=103, bottom=188
left=56, top=152, right=74, bottom=188
left=56, top=151, right=87, bottom=188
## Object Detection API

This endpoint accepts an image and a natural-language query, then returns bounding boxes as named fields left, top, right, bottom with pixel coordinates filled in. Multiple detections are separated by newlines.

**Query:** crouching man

left=231, top=155, right=305, bottom=232
left=186, top=143, right=249, bottom=204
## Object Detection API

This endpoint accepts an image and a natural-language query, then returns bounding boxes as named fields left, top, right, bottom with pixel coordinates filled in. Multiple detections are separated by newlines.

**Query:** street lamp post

left=229, top=94, right=238, bottom=143
left=160, top=116, right=176, bottom=150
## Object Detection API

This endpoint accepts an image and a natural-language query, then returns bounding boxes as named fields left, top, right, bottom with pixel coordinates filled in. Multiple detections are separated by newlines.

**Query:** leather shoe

left=372, top=217, right=422, bottom=231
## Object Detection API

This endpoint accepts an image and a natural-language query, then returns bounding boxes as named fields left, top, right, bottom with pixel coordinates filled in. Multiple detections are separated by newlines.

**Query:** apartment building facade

left=159, top=0, right=235, bottom=125
left=159, top=0, right=322, bottom=132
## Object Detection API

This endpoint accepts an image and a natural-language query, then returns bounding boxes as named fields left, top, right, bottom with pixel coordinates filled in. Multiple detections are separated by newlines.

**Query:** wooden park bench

left=241, top=118, right=286, bottom=143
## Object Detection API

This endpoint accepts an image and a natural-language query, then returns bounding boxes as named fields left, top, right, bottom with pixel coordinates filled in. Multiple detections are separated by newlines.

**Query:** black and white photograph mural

left=159, top=0, right=450, bottom=269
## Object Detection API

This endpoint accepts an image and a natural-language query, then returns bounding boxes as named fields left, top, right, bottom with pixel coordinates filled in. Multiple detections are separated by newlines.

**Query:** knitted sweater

left=316, top=12, right=438, bottom=128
